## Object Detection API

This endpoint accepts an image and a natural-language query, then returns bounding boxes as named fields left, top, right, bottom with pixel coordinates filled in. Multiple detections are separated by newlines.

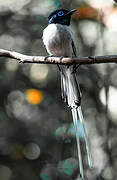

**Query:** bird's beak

left=66, top=9, right=77, bottom=16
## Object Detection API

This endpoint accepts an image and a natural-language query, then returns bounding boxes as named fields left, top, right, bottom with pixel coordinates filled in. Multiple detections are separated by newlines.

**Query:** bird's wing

left=72, top=40, right=77, bottom=57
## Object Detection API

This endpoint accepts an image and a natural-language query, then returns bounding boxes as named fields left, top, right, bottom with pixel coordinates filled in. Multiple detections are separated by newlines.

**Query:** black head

left=48, top=9, right=76, bottom=26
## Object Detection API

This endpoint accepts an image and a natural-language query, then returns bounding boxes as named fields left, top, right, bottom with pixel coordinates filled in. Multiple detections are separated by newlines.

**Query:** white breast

left=42, top=24, right=73, bottom=57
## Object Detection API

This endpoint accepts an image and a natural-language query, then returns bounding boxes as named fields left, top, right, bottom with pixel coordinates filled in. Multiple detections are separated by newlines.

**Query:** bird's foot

left=60, top=56, right=70, bottom=69
left=60, top=56, right=69, bottom=62
left=44, top=54, right=53, bottom=61
left=60, top=56, right=64, bottom=61
left=57, top=56, right=68, bottom=72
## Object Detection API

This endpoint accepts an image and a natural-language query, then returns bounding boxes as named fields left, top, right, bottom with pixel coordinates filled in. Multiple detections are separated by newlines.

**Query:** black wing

left=72, top=40, right=77, bottom=57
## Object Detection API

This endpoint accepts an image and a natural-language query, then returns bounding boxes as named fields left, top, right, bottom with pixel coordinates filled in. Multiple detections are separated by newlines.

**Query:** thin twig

left=0, top=49, right=117, bottom=65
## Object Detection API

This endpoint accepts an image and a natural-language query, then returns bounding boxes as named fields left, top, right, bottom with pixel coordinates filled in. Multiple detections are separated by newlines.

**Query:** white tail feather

left=72, top=108, right=84, bottom=180
left=77, top=106, right=93, bottom=168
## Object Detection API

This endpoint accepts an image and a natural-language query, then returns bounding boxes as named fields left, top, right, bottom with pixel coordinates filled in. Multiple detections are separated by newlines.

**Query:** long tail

left=60, top=68, right=92, bottom=179
left=72, top=107, right=84, bottom=180
left=77, top=106, right=92, bottom=168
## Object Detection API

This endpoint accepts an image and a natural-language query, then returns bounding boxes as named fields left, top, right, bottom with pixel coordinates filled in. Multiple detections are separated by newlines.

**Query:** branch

left=0, top=48, right=117, bottom=65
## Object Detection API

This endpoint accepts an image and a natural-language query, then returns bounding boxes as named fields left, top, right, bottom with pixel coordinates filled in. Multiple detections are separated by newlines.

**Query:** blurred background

left=0, top=0, right=117, bottom=179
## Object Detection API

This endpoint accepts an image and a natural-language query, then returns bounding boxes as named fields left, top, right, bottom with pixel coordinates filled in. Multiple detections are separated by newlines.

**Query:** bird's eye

left=58, top=11, right=64, bottom=16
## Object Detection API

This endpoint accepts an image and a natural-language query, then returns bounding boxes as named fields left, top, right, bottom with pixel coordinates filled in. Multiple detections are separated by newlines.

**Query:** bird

left=42, top=9, right=92, bottom=180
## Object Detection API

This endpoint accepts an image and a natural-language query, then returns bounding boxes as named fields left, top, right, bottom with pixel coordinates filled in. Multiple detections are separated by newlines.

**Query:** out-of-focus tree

left=0, top=0, right=117, bottom=180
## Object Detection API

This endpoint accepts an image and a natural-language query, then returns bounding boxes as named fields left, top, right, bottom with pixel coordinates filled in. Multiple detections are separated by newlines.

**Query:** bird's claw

left=57, top=56, right=67, bottom=72
left=19, top=59, right=25, bottom=63
left=60, top=56, right=64, bottom=61
left=44, top=54, right=53, bottom=60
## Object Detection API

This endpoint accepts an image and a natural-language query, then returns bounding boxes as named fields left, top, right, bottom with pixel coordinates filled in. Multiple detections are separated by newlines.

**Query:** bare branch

left=0, top=48, right=117, bottom=65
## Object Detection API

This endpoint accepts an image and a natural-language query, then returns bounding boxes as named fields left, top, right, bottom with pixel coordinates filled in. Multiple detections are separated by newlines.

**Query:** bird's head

left=48, top=9, right=77, bottom=25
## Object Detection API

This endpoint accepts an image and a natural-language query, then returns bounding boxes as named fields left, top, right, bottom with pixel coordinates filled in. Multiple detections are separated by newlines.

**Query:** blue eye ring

left=58, top=11, right=64, bottom=16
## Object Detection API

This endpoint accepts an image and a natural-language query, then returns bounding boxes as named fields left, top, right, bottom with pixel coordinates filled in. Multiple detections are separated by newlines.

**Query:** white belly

left=42, top=24, right=73, bottom=57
